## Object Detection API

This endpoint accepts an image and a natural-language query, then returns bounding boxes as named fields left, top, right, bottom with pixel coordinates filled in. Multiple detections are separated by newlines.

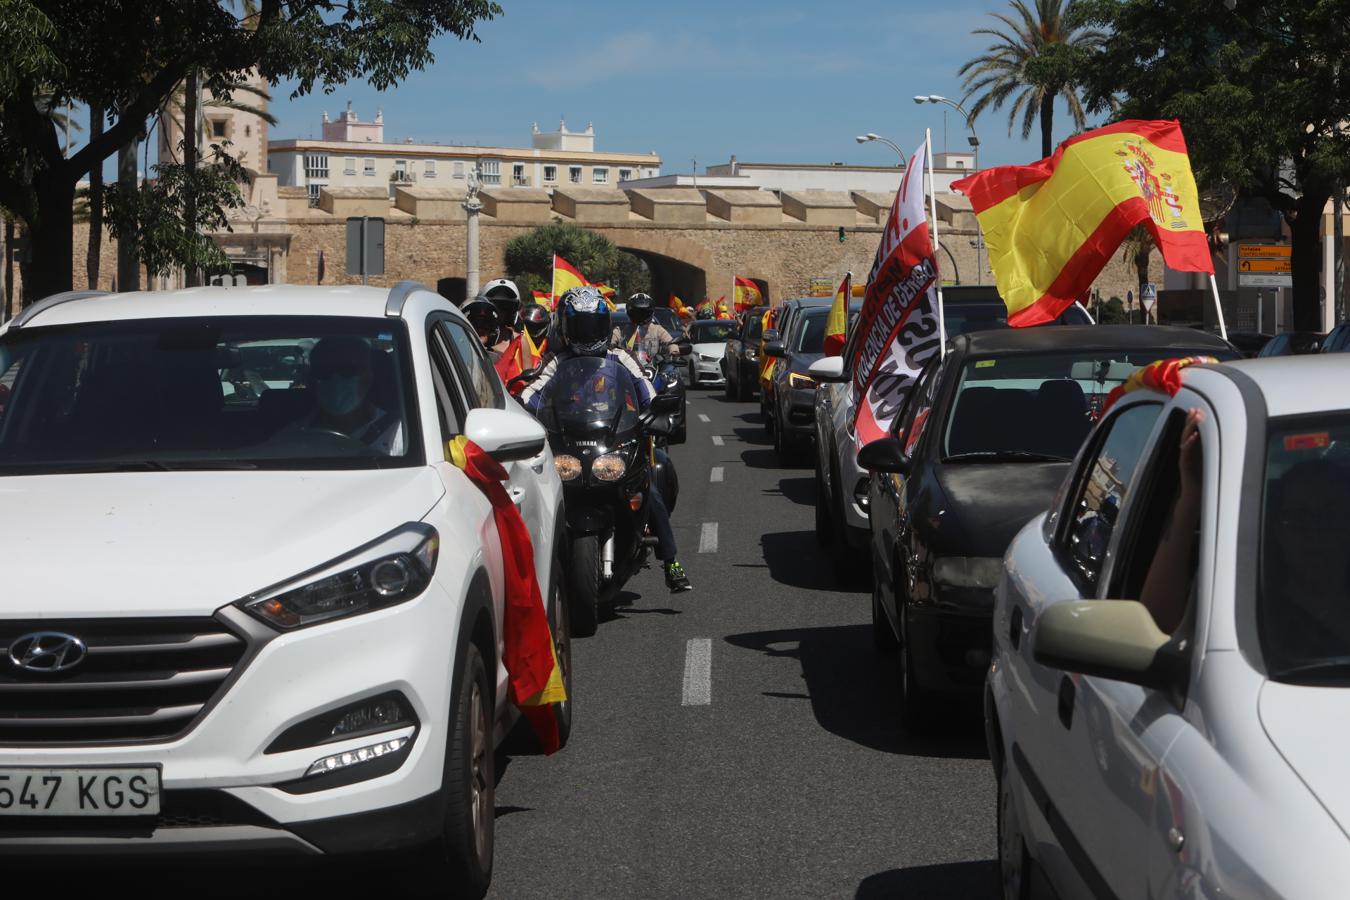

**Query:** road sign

left=1239, top=258, right=1290, bottom=274
left=1240, top=272, right=1292, bottom=288
left=1141, top=282, right=1157, bottom=315
left=1238, top=244, right=1291, bottom=261
left=808, top=276, right=834, bottom=297
left=346, top=216, right=385, bottom=282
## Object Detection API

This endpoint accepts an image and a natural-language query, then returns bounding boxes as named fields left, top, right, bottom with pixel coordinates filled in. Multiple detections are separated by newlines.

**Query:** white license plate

left=0, top=767, right=160, bottom=817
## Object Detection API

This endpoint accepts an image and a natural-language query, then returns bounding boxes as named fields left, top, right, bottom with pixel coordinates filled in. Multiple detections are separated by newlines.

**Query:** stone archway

left=600, top=229, right=724, bottom=305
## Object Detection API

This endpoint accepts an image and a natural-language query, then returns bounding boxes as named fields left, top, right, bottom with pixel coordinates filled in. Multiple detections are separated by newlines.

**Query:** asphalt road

left=485, top=385, right=998, bottom=899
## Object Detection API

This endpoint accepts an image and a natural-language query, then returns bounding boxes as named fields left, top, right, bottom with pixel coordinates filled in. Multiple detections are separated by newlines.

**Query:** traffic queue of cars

left=0, top=283, right=570, bottom=897
left=723, top=294, right=1350, bottom=900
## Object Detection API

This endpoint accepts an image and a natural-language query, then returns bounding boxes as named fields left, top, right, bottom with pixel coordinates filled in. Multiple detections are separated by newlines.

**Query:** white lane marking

left=710, top=466, right=724, bottom=483
left=697, top=413, right=710, bottom=423
left=699, top=522, right=719, bottom=553
left=711, top=435, right=724, bottom=446
left=682, top=638, right=713, bottom=706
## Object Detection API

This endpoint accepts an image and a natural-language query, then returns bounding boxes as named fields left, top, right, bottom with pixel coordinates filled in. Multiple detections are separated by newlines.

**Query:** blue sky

left=262, top=0, right=1103, bottom=174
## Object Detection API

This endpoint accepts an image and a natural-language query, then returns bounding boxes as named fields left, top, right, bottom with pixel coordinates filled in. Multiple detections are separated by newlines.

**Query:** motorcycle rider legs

left=523, top=287, right=693, bottom=593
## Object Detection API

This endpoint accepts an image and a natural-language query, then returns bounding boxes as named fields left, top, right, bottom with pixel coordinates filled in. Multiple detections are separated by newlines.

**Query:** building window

left=543, top=164, right=557, bottom=183
left=480, top=160, right=501, bottom=185
left=569, top=165, right=582, bottom=184
left=211, top=119, right=227, bottom=138
left=392, top=159, right=411, bottom=184
left=424, top=160, right=436, bottom=178
left=512, top=163, right=527, bottom=187
left=344, top=157, right=356, bottom=175
left=453, top=161, right=465, bottom=179
left=304, top=153, right=329, bottom=179
left=593, top=167, right=609, bottom=184
left=307, top=183, right=322, bottom=207
left=363, top=158, right=376, bottom=176
left=618, top=168, right=633, bottom=182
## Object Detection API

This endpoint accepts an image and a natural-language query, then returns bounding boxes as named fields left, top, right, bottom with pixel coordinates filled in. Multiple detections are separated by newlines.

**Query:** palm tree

left=958, top=0, right=1105, bottom=158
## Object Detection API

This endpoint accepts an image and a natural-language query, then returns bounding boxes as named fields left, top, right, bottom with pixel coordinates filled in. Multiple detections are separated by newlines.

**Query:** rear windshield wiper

left=944, top=450, right=1072, bottom=463
left=1269, top=657, right=1350, bottom=684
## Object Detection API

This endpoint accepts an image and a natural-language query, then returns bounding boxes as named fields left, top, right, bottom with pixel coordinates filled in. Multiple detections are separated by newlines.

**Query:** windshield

left=794, top=313, right=828, bottom=353
left=652, top=308, right=683, bottom=338
left=689, top=322, right=736, bottom=343
left=536, top=355, right=642, bottom=436
left=942, top=349, right=1219, bottom=462
left=1259, top=414, right=1350, bottom=682
left=0, top=316, right=420, bottom=473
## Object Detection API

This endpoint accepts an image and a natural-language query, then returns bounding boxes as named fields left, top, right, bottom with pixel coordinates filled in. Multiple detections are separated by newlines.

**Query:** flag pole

left=924, top=127, right=948, bottom=357
left=1207, top=272, right=1229, bottom=342
left=550, top=254, right=557, bottom=308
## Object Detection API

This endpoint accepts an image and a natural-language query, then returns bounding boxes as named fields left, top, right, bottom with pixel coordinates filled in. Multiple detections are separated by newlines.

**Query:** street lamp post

left=915, top=94, right=983, bottom=283
left=855, top=132, right=905, bottom=165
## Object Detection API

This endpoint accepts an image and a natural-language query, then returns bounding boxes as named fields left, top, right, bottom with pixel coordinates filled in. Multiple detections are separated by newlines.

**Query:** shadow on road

left=723, top=623, right=988, bottom=760
left=757, top=529, right=854, bottom=593
left=855, top=860, right=998, bottom=899
left=774, top=476, right=817, bottom=507
left=739, top=447, right=782, bottom=470
left=731, top=425, right=771, bottom=446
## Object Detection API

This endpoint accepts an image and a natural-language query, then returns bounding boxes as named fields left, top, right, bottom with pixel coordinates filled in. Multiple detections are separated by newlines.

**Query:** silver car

left=989, top=354, right=1350, bottom=899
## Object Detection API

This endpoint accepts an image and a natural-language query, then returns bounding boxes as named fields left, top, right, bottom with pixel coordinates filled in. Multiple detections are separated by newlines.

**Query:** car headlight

left=554, top=454, right=582, bottom=481
left=789, top=372, right=817, bottom=389
left=700, top=353, right=718, bottom=362
left=747, top=349, right=758, bottom=359
left=932, top=556, right=1003, bottom=590
left=239, top=524, right=438, bottom=630
left=592, top=453, right=627, bottom=482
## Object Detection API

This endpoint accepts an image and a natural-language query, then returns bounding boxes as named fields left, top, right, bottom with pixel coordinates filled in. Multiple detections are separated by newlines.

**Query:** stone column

left=464, top=168, right=483, bottom=298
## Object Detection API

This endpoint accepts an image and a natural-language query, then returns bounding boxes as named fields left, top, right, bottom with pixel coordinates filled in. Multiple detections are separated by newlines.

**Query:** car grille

left=0, top=618, right=249, bottom=744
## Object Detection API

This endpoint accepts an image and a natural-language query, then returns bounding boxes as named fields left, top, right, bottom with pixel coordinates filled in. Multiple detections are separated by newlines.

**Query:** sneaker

left=664, top=560, right=693, bottom=593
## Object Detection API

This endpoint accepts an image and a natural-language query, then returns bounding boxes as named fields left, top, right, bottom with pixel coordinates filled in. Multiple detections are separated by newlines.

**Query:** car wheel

left=998, top=758, right=1032, bottom=900
left=762, top=396, right=774, bottom=434
left=898, top=608, right=937, bottom=733
left=871, top=573, right=898, bottom=655
left=813, top=451, right=833, bottom=546
left=408, top=642, right=494, bottom=898
left=569, top=534, right=601, bottom=638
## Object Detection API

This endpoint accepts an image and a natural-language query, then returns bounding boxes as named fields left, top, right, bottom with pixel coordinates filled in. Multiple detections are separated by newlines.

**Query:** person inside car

left=306, top=335, right=405, bottom=456
left=1139, top=409, right=1203, bottom=634
left=522, top=287, right=692, bottom=593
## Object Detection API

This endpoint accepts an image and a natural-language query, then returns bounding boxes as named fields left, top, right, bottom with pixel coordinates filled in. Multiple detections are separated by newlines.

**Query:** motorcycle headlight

left=554, top=454, right=582, bottom=481
left=238, top=524, right=438, bottom=630
left=789, top=372, right=817, bottom=389
left=932, top=556, right=1003, bottom=590
left=592, top=453, right=627, bottom=482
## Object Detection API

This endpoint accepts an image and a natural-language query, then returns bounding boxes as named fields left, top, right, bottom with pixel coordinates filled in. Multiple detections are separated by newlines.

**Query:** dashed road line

left=682, top=638, right=712, bottom=706
left=711, top=435, right=724, bottom=446
left=710, top=466, right=724, bottom=483
left=697, top=413, right=711, bottom=423
left=698, top=522, right=719, bottom=553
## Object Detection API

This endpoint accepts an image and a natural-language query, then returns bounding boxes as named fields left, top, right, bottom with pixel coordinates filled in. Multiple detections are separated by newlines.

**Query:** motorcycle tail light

left=629, top=493, right=643, bottom=511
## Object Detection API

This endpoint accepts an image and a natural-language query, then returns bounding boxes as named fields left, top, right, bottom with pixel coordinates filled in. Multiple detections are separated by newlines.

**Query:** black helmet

left=520, top=303, right=551, bottom=343
left=627, top=292, right=654, bottom=324
left=557, top=286, right=612, bottom=356
left=462, top=297, right=501, bottom=342
left=481, top=278, right=522, bottom=329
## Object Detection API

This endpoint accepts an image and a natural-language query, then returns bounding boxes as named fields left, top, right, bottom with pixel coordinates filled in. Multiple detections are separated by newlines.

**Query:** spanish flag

left=552, top=253, right=590, bottom=300
left=448, top=436, right=567, bottom=753
left=669, top=294, right=692, bottom=320
left=951, top=120, right=1213, bottom=327
left=531, top=289, right=553, bottom=307
left=758, top=306, right=780, bottom=386
left=733, top=276, right=763, bottom=311
left=823, top=272, right=851, bottom=357
left=495, top=327, right=545, bottom=394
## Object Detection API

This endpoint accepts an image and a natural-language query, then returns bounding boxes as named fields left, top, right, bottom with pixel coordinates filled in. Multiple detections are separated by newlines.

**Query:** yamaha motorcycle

left=529, top=355, right=680, bottom=637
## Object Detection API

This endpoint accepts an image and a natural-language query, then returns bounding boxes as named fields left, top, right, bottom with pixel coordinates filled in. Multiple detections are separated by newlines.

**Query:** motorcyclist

left=495, top=302, right=551, bottom=394
left=613, top=293, right=683, bottom=368
left=482, top=278, right=523, bottom=336
left=522, top=287, right=692, bottom=593
left=462, top=297, right=510, bottom=358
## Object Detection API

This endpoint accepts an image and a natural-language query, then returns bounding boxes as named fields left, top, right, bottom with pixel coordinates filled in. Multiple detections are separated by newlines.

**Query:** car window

left=439, top=320, right=503, bottom=410
left=689, top=322, right=737, bottom=343
left=745, top=317, right=762, bottom=342
left=426, top=324, right=465, bottom=447
left=794, top=313, right=828, bottom=353
left=892, top=356, right=942, bottom=455
left=1061, top=402, right=1164, bottom=589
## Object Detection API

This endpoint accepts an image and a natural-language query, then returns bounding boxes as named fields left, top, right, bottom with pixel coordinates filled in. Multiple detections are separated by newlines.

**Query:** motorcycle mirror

left=644, top=414, right=674, bottom=437
left=650, top=394, right=680, bottom=415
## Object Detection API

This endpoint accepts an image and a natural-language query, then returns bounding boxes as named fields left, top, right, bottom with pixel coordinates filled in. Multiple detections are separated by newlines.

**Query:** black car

left=1321, top=320, right=1350, bottom=353
left=860, top=325, right=1238, bottom=729
left=1257, top=331, right=1324, bottom=357
left=759, top=296, right=831, bottom=433
left=723, top=311, right=764, bottom=401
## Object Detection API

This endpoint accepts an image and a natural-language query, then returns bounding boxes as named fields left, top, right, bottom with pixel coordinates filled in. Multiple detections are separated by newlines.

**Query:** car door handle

left=1057, top=675, right=1076, bottom=729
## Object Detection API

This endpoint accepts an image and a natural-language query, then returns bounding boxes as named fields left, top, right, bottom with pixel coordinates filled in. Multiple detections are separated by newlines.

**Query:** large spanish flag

left=552, top=253, right=590, bottom=300
left=823, top=272, right=851, bottom=357
left=733, top=276, right=763, bottom=311
left=951, top=120, right=1213, bottom=327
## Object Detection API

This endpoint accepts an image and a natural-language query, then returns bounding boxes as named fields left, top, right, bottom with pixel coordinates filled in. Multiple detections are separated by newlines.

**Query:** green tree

left=1076, top=0, right=1350, bottom=331
left=0, top=0, right=500, bottom=304
left=959, top=0, right=1105, bottom=158
left=503, top=223, right=651, bottom=298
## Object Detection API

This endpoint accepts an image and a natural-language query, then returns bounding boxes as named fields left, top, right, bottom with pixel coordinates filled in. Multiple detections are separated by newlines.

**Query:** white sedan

left=989, top=354, right=1350, bottom=899
left=684, top=319, right=736, bottom=386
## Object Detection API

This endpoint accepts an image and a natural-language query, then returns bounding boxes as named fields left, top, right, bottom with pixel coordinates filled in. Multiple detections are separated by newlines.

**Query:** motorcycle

left=527, top=355, right=681, bottom=637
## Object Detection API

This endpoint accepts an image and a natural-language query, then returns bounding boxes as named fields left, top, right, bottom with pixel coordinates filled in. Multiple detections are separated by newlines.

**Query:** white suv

left=0, top=283, right=566, bottom=897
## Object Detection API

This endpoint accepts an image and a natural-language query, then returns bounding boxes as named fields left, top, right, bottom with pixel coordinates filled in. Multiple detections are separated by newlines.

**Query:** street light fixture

left=855, top=132, right=905, bottom=165
left=915, top=93, right=984, bottom=283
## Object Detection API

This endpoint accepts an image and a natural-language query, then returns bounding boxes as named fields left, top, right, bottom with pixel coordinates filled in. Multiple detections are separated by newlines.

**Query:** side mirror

left=643, top=413, right=674, bottom=436
left=762, top=329, right=780, bottom=343
left=857, top=437, right=909, bottom=474
left=650, top=393, right=681, bottom=415
left=764, top=341, right=786, bottom=358
left=1032, top=600, right=1182, bottom=691
left=808, top=356, right=848, bottom=382
left=462, top=407, right=546, bottom=463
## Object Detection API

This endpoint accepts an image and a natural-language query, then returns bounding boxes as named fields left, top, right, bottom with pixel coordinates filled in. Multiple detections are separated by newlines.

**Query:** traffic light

left=838, top=226, right=846, bottom=243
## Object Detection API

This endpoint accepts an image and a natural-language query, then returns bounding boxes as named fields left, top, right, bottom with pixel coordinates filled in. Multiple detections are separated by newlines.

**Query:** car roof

left=951, top=325, right=1235, bottom=356
left=781, top=296, right=833, bottom=309
left=6, top=284, right=445, bottom=329
left=1216, top=355, right=1350, bottom=418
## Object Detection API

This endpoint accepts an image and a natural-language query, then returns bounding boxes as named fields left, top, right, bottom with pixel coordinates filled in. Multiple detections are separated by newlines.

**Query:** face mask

left=317, top=374, right=364, bottom=417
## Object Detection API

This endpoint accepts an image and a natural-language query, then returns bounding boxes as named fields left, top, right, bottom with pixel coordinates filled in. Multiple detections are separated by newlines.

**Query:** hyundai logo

left=7, top=632, right=88, bottom=674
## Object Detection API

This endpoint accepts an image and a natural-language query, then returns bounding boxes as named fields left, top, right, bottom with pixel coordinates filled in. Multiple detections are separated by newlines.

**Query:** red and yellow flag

left=531, top=289, right=553, bottom=307
left=823, top=272, right=851, bottom=357
left=952, top=120, right=1213, bottom=327
left=758, top=306, right=780, bottom=386
left=447, top=436, right=567, bottom=753
left=733, top=276, right=763, bottom=311
left=495, top=328, right=544, bottom=394
left=669, top=294, right=692, bottom=320
left=1101, top=355, right=1217, bottom=415
left=552, top=253, right=589, bottom=300
left=714, top=295, right=732, bottom=319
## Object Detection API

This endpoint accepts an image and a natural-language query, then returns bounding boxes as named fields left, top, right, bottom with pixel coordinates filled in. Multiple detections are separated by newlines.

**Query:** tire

left=899, top=607, right=938, bottom=733
left=408, top=642, right=495, bottom=898
left=998, top=755, right=1032, bottom=900
left=568, top=534, right=601, bottom=638
left=813, top=451, right=833, bottom=546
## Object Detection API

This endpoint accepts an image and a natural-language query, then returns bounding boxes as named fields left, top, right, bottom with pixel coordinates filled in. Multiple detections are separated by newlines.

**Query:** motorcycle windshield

left=538, top=356, right=642, bottom=438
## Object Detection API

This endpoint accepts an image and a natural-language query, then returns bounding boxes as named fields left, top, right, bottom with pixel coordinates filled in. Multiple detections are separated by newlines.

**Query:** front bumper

left=907, top=597, right=994, bottom=698
left=781, top=388, right=817, bottom=436
left=690, top=356, right=726, bottom=384
left=0, top=583, right=463, bottom=856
